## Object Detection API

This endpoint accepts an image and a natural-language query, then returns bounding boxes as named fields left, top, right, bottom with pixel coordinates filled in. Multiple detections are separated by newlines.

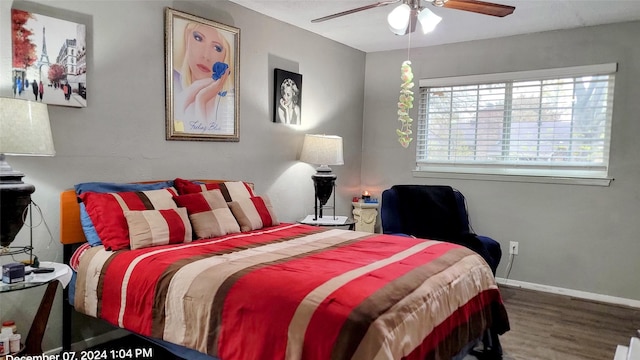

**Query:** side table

left=352, top=202, right=379, bottom=233
left=0, top=262, right=72, bottom=356
left=298, top=215, right=356, bottom=230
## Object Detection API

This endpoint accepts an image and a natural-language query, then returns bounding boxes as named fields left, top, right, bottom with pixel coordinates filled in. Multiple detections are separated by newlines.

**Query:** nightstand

left=0, top=262, right=71, bottom=356
left=298, top=215, right=356, bottom=230
left=352, top=202, right=379, bottom=233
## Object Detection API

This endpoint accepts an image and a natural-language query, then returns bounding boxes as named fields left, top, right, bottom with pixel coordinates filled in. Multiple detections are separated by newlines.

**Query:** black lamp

left=300, top=134, right=344, bottom=220
left=0, top=98, right=55, bottom=262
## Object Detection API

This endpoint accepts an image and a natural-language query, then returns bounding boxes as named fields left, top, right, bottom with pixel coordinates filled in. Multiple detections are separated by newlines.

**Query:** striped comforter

left=74, top=223, right=509, bottom=360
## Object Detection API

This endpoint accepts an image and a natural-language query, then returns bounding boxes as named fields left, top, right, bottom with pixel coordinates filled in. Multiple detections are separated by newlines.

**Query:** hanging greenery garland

left=397, top=60, right=414, bottom=148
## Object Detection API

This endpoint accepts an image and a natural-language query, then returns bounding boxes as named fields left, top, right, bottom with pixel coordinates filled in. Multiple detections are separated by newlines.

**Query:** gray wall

left=0, top=0, right=365, bottom=352
left=362, top=21, right=640, bottom=301
left=2, top=0, right=639, bottom=353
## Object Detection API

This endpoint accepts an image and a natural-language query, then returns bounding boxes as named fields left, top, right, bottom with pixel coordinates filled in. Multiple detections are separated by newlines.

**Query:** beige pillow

left=124, top=208, right=192, bottom=250
left=229, top=196, right=279, bottom=232
left=173, top=189, right=241, bottom=239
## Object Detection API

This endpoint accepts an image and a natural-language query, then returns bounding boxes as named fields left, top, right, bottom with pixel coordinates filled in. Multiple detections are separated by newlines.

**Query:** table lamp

left=299, top=134, right=344, bottom=220
left=0, top=98, right=55, bottom=261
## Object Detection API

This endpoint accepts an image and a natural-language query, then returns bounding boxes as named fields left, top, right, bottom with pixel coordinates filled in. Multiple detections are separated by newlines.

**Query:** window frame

left=415, top=63, right=617, bottom=186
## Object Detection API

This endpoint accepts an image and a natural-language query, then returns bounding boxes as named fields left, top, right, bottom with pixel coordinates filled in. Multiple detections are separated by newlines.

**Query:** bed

left=59, top=179, right=509, bottom=360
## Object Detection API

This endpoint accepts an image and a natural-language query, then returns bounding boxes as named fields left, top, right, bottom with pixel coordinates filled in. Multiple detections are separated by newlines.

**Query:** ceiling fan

left=311, top=0, right=515, bottom=35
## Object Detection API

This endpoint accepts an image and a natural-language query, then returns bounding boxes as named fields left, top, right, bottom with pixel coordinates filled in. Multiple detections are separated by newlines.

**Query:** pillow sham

left=79, top=187, right=179, bottom=251
left=74, top=180, right=174, bottom=195
left=173, top=189, right=240, bottom=239
left=74, top=181, right=174, bottom=246
left=174, top=178, right=255, bottom=201
left=79, top=203, right=103, bottom=247
left=228, top=196, right=279, bottom=232
left=124, top=208, right=192, bottom=250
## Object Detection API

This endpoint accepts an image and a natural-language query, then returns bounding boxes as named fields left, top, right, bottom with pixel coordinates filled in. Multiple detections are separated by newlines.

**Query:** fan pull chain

left=407, top=13, right=412, bottom=61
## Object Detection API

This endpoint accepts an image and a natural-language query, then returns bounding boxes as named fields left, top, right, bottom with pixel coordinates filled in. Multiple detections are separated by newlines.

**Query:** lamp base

left=311, top=166, right=337, bottom=220
left=0, top=155, right=35, bottom=247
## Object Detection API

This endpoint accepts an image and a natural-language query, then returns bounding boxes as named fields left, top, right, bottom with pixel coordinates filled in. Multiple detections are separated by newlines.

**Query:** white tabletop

left=1, top=262, right=72, bottom=292
left=29, top=262, right=73, bottom=288
left=301, top=215, right=350, bottom=225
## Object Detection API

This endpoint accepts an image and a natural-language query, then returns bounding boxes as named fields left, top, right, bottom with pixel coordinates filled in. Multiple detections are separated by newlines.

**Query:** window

left=416, top=64, right=616, bottom=183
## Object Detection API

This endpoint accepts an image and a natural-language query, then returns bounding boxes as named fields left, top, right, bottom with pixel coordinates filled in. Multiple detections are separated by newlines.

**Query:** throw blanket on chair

left=391, top=185, right=493, bottom=267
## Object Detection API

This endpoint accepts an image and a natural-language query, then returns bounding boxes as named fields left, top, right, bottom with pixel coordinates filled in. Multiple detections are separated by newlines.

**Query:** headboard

left=59, top=180, right=249, bottom=245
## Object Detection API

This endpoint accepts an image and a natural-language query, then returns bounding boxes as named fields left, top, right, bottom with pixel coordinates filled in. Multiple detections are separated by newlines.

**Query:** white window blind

left=416, top=64, right=616, bottom=180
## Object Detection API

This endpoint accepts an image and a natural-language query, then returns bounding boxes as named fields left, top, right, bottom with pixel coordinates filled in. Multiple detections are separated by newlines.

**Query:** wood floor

left=89, top=286, right=640, bottom=360
left=497, top=285, right=640, bottom=360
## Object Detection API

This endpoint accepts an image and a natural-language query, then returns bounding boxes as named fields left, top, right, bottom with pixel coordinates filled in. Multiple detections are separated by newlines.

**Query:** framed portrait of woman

left=273, top=69, right=302, bottom=125
left=165, top=8, right=240, bottom=141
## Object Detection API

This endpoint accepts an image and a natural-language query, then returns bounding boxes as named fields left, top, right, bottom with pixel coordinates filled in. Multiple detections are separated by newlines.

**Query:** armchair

left=381, top=185, right=502, bottom=274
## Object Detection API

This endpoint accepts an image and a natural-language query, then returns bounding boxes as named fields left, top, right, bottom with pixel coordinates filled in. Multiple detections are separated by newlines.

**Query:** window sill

left=412, top=170, right=613, bottom=186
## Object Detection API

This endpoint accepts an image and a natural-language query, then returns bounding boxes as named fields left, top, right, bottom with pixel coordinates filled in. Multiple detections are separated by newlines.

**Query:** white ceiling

left=228, top=0, right=640, bottom=52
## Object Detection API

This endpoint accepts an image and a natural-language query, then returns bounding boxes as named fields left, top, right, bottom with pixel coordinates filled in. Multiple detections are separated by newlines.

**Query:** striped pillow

left=174, top=178, right=255, bottom=201
left=228, top=196, right=279, bottom=232
left=74, top=180, right=174, bottom=247
left=79, top=188, right=178, bottom=251
left=124, top=208, right=192, bottom=250
left=173, top=189, right=240, bottom=239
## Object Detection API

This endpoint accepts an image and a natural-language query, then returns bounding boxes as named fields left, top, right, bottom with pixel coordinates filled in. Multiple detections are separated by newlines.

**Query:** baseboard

left=45, top=328, right=130, bottom=354
left=496, top=277, right=640, bottom=308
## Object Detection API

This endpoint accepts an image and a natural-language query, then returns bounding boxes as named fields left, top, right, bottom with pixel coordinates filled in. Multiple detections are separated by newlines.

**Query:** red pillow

left=228, top=196, right=279, bottom=232
left=174, top=178, right=255, bottom=201
left=79, top=188, right=178, bottom=250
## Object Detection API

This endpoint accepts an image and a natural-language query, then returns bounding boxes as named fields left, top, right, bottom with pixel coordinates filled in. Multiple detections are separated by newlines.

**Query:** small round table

left=0, top=262, right=71, bottom=356
left=1, top=280, right=58, bottom=355
left=298, top=217, right=356, bottom=230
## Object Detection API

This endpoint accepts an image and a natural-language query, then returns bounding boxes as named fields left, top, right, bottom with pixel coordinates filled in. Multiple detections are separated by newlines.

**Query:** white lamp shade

left=418, top=8, right=442, bottom=34
left=300, top=134, right=344, bottom=166
left=0, top=98, right=55, bottom=156
left=388, top=4, right=411, bottom=35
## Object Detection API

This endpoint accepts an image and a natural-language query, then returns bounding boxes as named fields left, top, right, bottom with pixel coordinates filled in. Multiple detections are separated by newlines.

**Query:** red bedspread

left=74, top=223, right=508, bottom=360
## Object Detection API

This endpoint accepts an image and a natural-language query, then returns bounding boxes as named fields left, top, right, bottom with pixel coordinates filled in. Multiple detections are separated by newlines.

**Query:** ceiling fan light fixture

left=417, top=8, right=442, bottom=34
left=387, top=3, right=411, bottom=35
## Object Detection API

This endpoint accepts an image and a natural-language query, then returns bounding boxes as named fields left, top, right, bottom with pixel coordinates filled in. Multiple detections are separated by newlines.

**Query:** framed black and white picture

left=273, top=68, right=302, bottom=125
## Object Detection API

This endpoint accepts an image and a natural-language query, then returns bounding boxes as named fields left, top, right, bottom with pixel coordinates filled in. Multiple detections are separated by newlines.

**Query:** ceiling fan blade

left=311, top=0, right=401, bottom=23
left=441, top=0, right=515, bottom=17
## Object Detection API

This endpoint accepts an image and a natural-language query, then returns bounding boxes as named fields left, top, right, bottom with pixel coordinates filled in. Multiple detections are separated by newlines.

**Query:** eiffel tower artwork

left=36, top=26, right=51, bottom=77
left=12, top=8, right=88, bottom=107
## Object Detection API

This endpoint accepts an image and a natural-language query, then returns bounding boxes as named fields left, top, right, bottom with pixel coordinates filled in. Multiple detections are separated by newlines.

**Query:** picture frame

left=11, top=8, right=87, bottom=108
left=165, top=8, right=240, bottom=142
left=273, top=68, right=302, bottom=125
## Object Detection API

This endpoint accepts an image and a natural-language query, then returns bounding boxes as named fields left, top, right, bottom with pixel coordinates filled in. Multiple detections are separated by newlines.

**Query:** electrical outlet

left=509, top=241, right=519, bottom=255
